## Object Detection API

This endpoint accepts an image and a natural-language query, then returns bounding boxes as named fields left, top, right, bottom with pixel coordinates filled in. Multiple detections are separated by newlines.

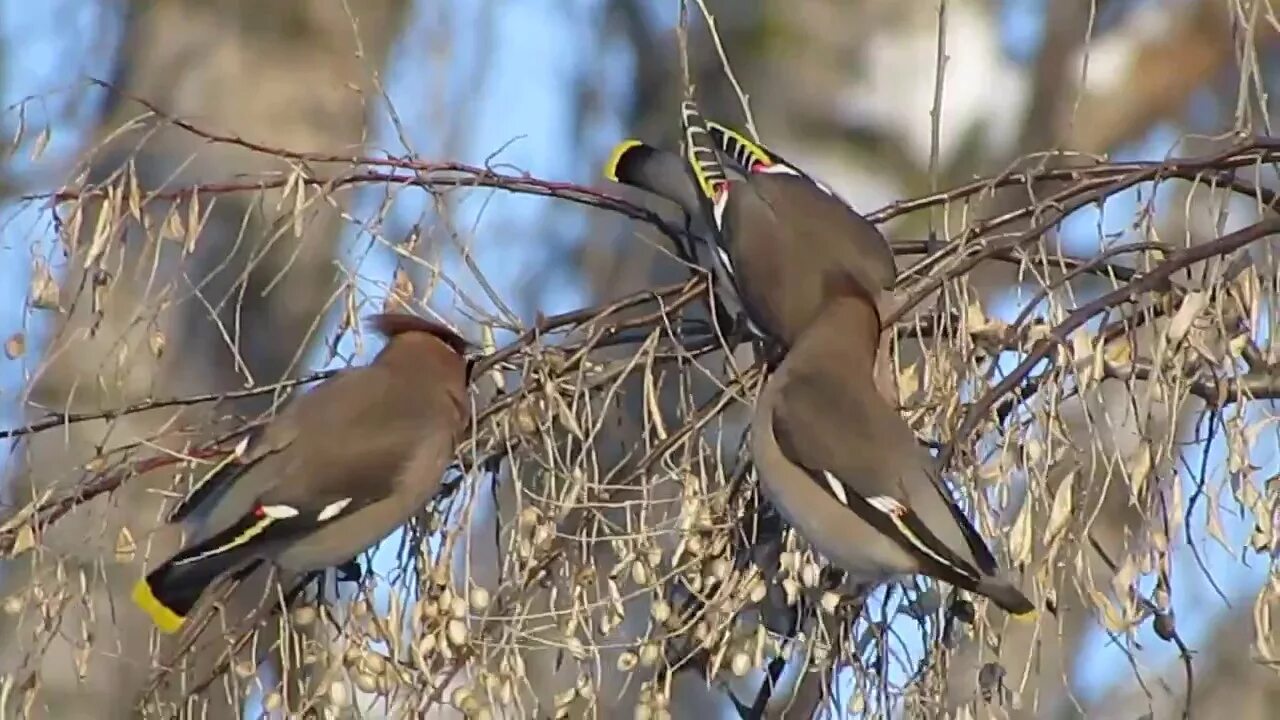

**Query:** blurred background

left=0, top=0, right=1277, bottom=718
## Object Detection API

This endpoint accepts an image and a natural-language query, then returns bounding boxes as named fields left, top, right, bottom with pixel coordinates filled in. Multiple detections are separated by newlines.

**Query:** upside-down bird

left=603, top=102, right=898, bottom=349
left=606, top=99, right=1034, bottom=615
left=131, top=312, right=472, bottom=634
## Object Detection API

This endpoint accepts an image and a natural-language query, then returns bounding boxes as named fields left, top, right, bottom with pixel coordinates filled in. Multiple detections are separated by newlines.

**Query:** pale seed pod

left=329, top=680, right=351, bottom=708
left=292, top=605, right=317, bottom=627
left=631, top=560, right=650, bottom=586
left=354, top=671, right=379, bottom=694
left=650, top=600, right=671, bottom=624
left=639, top=641, right=661, bottom=667
left=450, top=595, right=469, bottom=619
left=617, top=651, right=639, bottom=672
left=447, top=618, right=469, bottom=647
left=417, top=632, right=437, bottom=659
left=450, top=686, right=472, bottom=710
left=801, top=562, right=821, bottom=588
left=3, top=594, right=23, bottom=615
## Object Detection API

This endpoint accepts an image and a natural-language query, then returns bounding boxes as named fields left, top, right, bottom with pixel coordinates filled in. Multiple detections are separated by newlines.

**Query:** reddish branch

left=6, top=90, right=1280, bottom=574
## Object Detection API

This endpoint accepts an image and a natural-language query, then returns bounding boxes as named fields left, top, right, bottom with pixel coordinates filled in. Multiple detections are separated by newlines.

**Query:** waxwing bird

left=678, top=100, right=899, bottom=348
left=750, top=294, right=1035, bottom=616
left=603, top=101, right=899, bottom=349
left=603, top=137, right=753, bottom=334
left=131, top=313, right=472, bottom=634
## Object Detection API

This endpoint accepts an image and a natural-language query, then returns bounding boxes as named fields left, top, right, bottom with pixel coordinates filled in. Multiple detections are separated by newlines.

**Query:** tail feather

left=679, top=99, right=729, bottom=201
left=974, top=576, right=1037, bottom=619
left=705, top=120, right=776, bottom=170
left=131, top=544, right=262, bottom=634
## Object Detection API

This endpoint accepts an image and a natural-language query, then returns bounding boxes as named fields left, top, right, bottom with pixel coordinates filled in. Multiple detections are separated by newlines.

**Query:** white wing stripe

left=317, top=498, right=353, bottom=522
left=864, top=494, right=965, bottom=571
left=821, top=471, right=851, bottom=507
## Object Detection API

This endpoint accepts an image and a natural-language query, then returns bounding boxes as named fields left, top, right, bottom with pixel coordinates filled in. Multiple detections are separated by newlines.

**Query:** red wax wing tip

left=253, top=505, right=266, bottom=518
left=750, top=161, right=771, bottom=172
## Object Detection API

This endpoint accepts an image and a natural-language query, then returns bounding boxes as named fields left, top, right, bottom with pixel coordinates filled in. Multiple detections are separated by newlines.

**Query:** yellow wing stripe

left=603, top=139, right=644, bottom=183
left=131, top=578, right=185, bottom=635
left=680, top=102, right=728, bottom=201
left=172, top=516, right=275, bottom=567
left=706, top=120, right=773, bottom=169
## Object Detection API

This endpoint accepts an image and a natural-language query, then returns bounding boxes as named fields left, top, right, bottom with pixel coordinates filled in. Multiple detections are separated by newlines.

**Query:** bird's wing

left=704, top=120, right=842, bottom=198
left=168, top=364, right=453, bottom=567
left=769, top=367, right=995, bottom=585
left=166, top=368, right=361, bottom=524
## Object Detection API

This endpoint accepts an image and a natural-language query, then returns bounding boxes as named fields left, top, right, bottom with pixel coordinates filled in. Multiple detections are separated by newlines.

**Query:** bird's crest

left=364, top=313, right=470, bottom=356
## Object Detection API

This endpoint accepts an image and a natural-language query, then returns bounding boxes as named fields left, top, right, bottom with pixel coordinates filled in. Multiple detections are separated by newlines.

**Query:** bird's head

left=364, top=312, right=471, bottom=355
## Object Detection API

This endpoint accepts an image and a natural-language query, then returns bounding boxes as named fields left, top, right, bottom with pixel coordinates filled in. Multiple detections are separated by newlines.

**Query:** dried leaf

left=148, top=328, right=166, bottom=359
left=28, top=260, right=60, bottom=311
left=29, top=126, right=50, bottom=162
left=1103, top=335, right=1133, bottom=368
left=1025, top=322, right=1053, bottom=344
left=114, top=527, right=136, bottom=563
left=1070, top=329, right=1093, bottom=367
left=1043, top=470, right=1075, bottom=547
left=1090, top=590, right=1129, bottom=633
left=4, top=333, right=24, bottom=360
left=897, top=362, right=919, bottom=403
left=1166, top=290, right=1207, bottom=343
left=162, top=206, right=184, bottom=241
left=1008, top=497, right=1033, bottom=566
left=6, top=525, right=35, bottom=558
left=1127, top=442, right=1153, bottom=503
left=964, top=297, right=988, bottom=332
left=1204, top=491, right=1233, bottom=553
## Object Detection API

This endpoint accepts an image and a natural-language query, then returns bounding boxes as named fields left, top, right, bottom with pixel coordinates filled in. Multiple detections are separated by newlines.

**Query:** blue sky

left=0, top=0, right=1269, bottom=715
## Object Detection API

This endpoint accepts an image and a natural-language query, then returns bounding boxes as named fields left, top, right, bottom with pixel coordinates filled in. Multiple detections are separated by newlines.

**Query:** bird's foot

left=335, top=559, right=363, bottom=584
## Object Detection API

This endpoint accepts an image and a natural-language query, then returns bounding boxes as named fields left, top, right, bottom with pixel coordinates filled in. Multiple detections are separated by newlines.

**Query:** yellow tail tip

left=131, top=578, right=185, bottom=635
left=603, top=139, right=644, bottom=182
left=1010, top=607, right=1039, bottom=624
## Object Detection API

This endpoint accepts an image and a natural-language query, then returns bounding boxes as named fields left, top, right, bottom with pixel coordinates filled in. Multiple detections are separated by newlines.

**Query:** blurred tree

left=1, top=0, right=1277, bottom=718
left=0, top=1, right=408, bottom=717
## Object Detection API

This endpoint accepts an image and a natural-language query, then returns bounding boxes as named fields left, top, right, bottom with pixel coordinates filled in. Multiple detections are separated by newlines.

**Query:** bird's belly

left=752, top=430, right=917, bottom=579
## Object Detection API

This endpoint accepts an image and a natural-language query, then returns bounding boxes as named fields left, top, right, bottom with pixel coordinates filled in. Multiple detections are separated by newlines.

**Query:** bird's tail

left=131, top=539, right=263, bottom=634
left=678, top=98, right=730, bottom=203
left=705, top=119, right=776, bottom=171
left=974, top=576, right=1038, bottom=620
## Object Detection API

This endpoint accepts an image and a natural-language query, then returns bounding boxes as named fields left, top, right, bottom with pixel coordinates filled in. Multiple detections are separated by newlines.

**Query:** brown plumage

left=750, top=296, right=1035, bottom=615
left=604, top=105, right=898, bottom=349
left=132, top=312, right=471, bottom=634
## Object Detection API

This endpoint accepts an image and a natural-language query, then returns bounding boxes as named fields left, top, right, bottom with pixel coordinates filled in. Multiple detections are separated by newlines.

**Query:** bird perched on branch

left=131, top=312, right=472, bottom=634
left=752, top=290, right=1035, bottom=616
left=603, top=101, right=898, bottom=349
left=607, top=97, right=1034, bottom=616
